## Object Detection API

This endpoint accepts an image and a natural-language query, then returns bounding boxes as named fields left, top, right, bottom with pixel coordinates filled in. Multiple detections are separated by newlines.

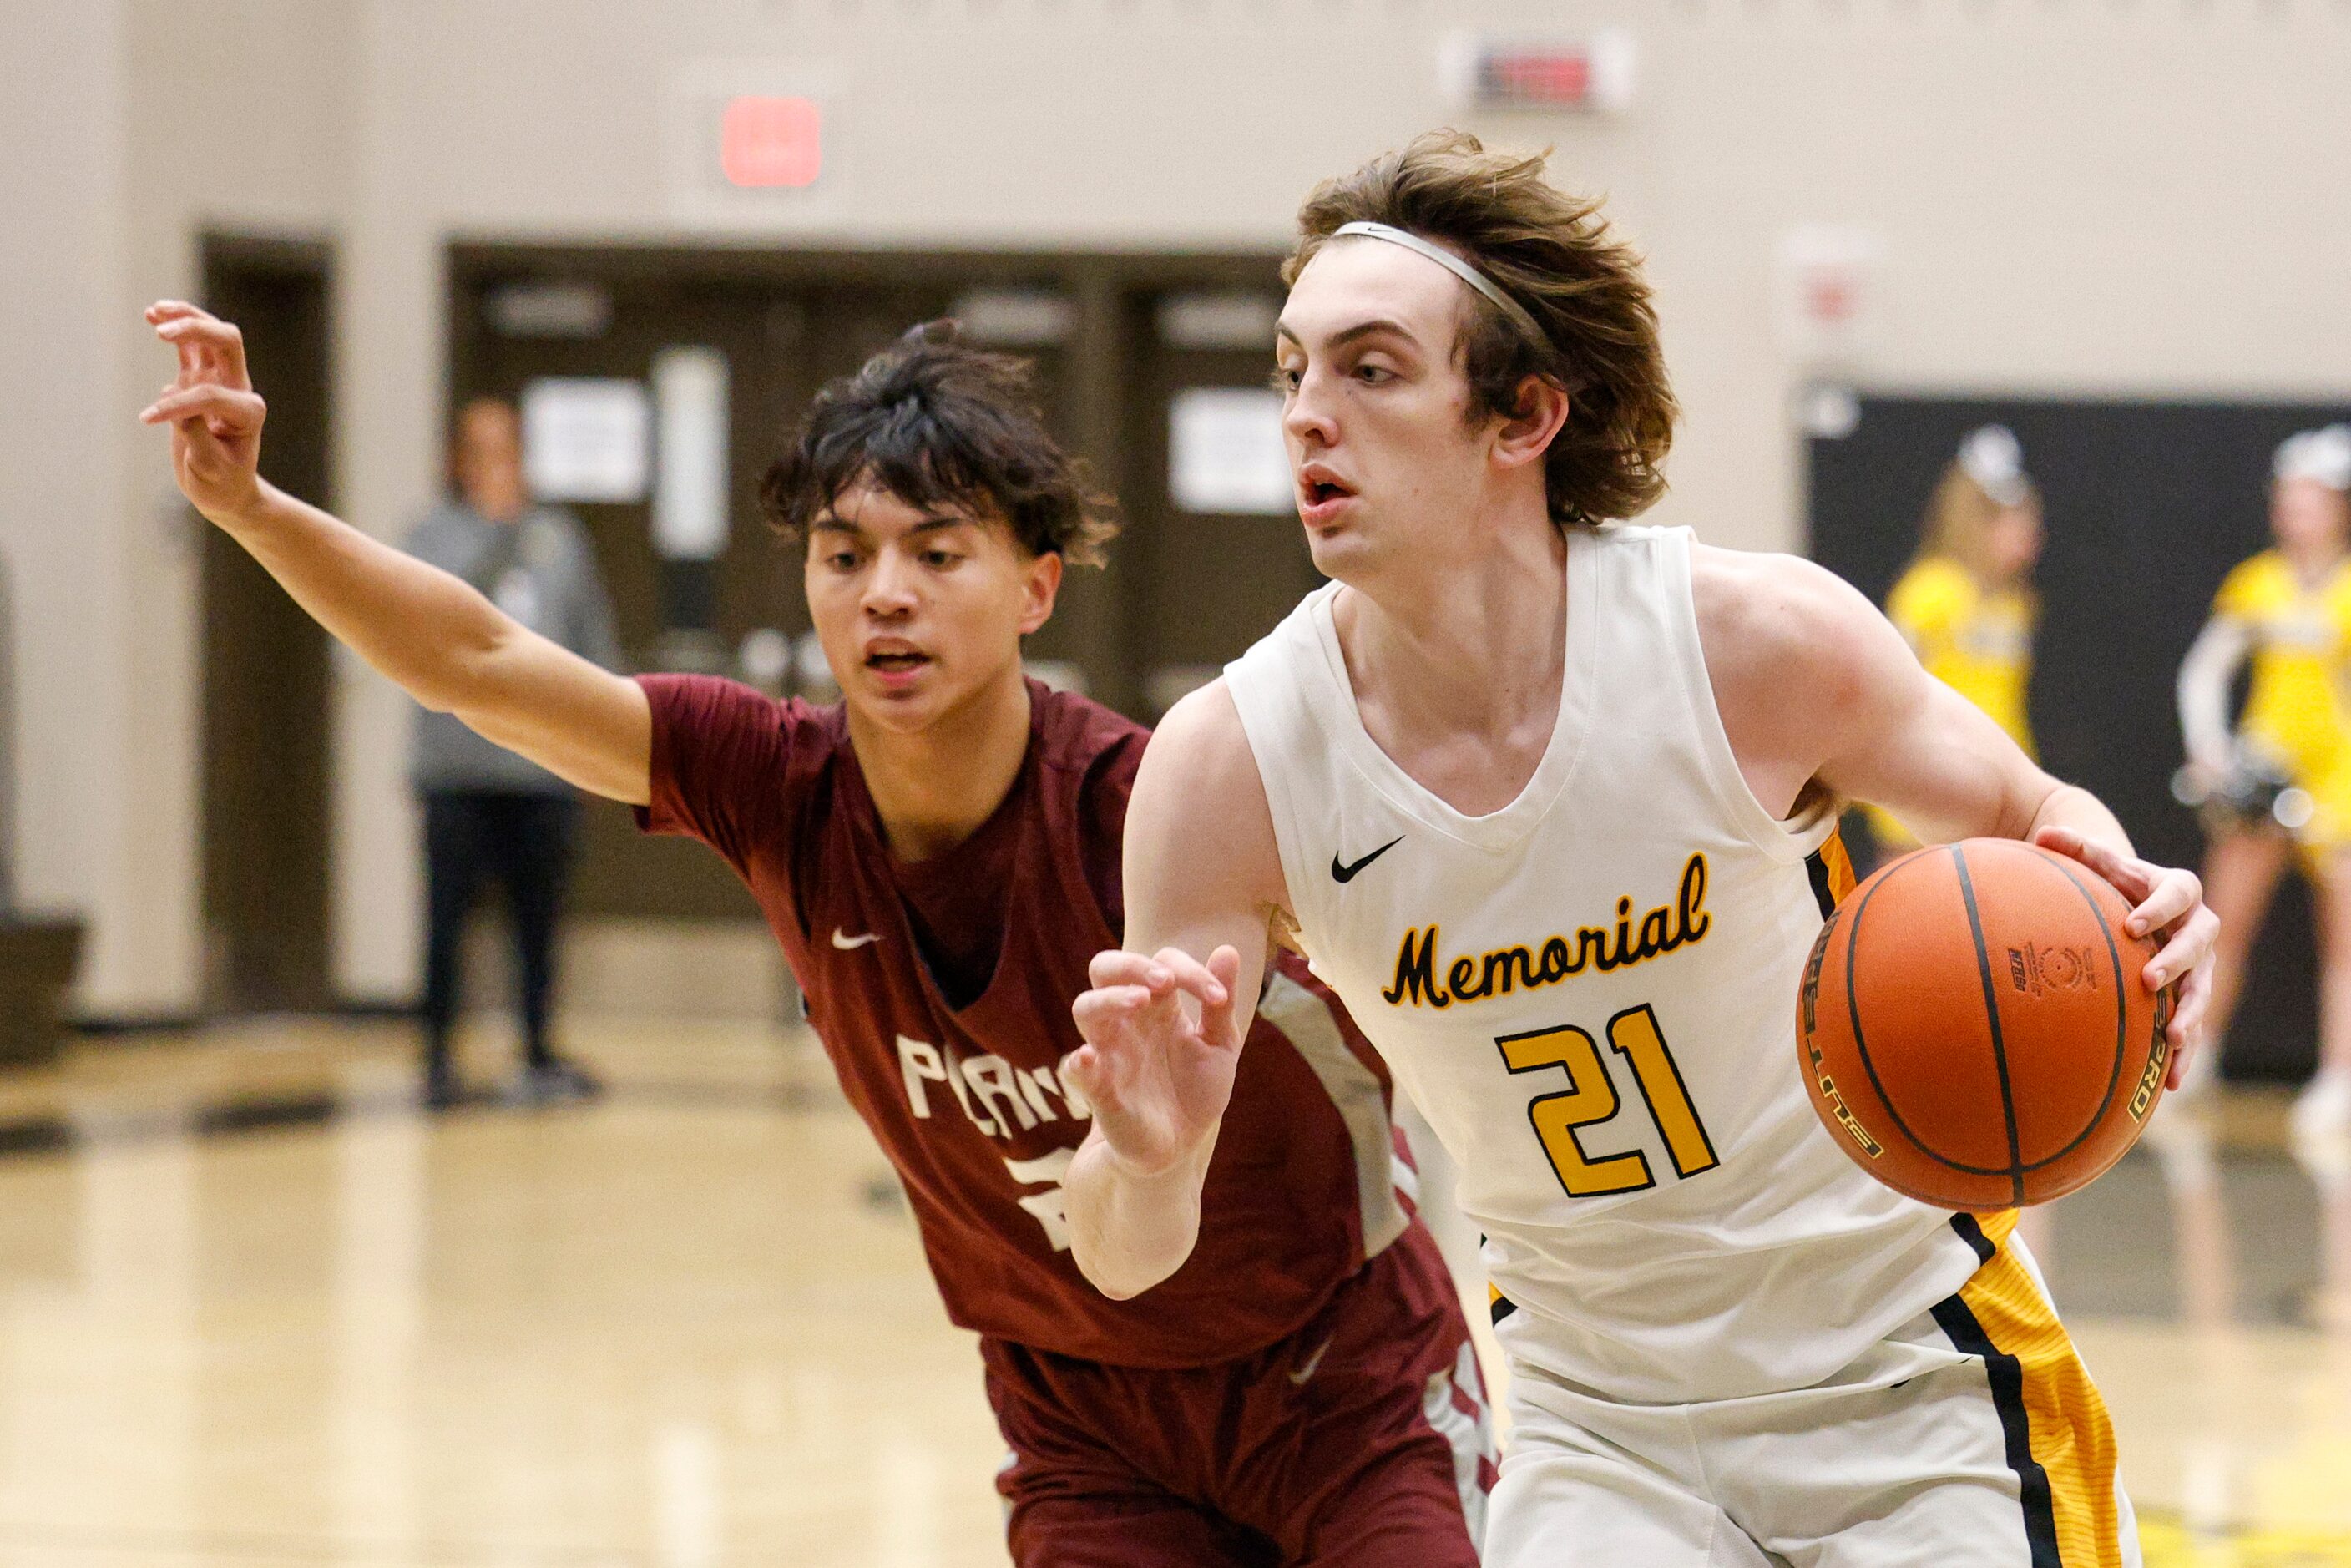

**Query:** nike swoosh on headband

left=1331, top=220, right=1546, bottom=343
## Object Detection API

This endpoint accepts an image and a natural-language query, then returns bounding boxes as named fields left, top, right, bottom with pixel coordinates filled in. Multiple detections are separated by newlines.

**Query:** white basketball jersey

left=1226, top=524, right=1993, bottom=1404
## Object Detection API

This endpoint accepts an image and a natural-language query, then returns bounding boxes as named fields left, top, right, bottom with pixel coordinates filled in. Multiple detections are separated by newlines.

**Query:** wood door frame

left=199, top=230, right=337, bottom=1014
left=207, top=232, right=336, bottom=286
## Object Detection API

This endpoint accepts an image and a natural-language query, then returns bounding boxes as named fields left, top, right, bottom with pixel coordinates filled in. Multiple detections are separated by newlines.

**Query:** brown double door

left=450, top=249, right=1318, bottom=923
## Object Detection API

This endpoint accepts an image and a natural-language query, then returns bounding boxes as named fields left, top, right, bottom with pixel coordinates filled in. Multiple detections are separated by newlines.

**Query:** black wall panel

left=1807, top=393, right=2351, bottom=1082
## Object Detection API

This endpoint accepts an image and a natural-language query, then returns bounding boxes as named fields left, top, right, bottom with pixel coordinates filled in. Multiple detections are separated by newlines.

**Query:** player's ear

left=1018, top=545, right=1064, bottom=636
left=1491, top=374, right=1570, bottom=474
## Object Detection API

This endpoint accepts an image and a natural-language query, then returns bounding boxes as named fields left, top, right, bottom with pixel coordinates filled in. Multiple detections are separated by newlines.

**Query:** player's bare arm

left=1694, top=543, right=2217, bottom=1077
left=1061, top=681, right=1289, bottom=1298
left=139, top=301, right=650, bottom=805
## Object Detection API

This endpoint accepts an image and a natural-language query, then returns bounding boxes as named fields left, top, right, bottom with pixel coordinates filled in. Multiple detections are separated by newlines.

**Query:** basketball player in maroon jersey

left=140, top=303, right=1493, bottom=1565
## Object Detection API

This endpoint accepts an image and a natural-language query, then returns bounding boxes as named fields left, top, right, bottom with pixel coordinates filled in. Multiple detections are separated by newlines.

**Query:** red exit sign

left=1483, top=50, right=1590, bottom=105
left=1441, top=31, right=1636, bottom=113
left=719, top=95, right=822, bottom=189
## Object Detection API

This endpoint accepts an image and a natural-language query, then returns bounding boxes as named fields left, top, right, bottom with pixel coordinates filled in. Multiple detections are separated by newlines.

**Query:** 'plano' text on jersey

left=897, top=1035, right=1092, bottom=1137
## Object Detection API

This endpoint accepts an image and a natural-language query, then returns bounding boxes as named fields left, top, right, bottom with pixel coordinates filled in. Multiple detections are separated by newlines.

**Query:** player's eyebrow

left=1274, top=316, right=1422, bottom=352
left=811, top=513, right=978, bottom=537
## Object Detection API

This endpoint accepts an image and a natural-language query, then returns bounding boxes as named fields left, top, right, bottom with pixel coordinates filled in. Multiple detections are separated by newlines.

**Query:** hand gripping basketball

left=2030, top=822, right=2216, bottom=1082
left=1064, top=946, right=1245, bottom=1179
left=1797, top=833, right=2209, bottom=1211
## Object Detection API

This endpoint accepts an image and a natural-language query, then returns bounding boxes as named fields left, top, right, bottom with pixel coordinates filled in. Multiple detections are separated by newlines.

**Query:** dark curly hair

left=760, top=322, right=1118, bottom=565
left=1287, top=130, right=1678, bottom=528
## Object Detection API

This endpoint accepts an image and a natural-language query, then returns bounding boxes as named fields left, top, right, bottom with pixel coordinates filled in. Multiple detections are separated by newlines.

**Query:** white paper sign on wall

left=652, top=346, right=731, bottom=561
left=1170, top=388, right=1293, bottom=516
left=522, top=377, right=650, bottom=504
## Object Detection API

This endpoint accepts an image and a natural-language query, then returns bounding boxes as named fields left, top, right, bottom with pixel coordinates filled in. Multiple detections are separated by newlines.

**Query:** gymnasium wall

left=0, top=0, right=351, bottom=1016
left=8, top=0, right=2351, bottom=1010
left=0, top=3, right=136, bottom=1006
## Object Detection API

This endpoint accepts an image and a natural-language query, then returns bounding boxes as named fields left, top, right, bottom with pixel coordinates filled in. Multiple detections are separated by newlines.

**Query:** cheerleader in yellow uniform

left=1867, top=426, right=2043, bottom=851
left=2177, top=426, right=2351, bottom=1138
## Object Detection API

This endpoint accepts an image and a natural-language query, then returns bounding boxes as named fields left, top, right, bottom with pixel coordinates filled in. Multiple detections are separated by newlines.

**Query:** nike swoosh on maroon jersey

left=1287, top=1333, right=1337, bottom=1385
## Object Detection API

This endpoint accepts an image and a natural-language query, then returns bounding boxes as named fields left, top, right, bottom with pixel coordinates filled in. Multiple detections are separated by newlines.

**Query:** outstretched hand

left=139, top=301, right=267, bottom=524
left=1063, top=945, right=1246, bottom=1178
left=2033, top=824, right=2217, bottom=1089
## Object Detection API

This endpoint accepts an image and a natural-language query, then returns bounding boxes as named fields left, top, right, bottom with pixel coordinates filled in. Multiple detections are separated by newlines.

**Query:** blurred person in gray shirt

left=407, top=397, right=620, bottom=1108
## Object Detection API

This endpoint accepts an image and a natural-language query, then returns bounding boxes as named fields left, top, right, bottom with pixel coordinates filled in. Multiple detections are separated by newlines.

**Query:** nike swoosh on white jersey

left=831, top=929, right=882, bottom=950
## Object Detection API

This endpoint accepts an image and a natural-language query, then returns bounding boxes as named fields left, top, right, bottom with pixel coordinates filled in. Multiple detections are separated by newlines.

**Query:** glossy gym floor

left=0, top=1016, right=2340, bottom=1567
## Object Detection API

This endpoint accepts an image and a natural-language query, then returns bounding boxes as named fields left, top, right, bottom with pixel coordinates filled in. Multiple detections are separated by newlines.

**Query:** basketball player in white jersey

left=1059, top=133, right=2218, bottom=1565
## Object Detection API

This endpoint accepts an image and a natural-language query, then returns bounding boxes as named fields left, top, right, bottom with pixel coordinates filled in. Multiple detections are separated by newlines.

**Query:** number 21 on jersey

left=1498, top=1004, right=1718, bottom=1197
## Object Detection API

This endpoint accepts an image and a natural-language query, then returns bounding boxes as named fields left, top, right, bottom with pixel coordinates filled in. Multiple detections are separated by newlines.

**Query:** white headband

left=1957, top=425, right=2030, bottom=508
left=1331, top=220, right=1547, bottom=344
left=2276, top=426, right=2351, bottom=493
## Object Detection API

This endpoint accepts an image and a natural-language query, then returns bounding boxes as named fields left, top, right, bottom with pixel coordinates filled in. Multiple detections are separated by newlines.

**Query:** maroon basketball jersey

left=635, top=675, right=1410, bottom=1368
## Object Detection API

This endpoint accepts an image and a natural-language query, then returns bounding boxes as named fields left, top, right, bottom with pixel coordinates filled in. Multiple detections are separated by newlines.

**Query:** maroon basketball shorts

left=983, top=1222, right=1494, bottom=1568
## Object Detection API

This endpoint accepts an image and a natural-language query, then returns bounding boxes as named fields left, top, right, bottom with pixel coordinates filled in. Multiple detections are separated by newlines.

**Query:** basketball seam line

left=1840, top=855, right=1963, bottom=1172
left=1952, top=845, right=2028, bottom=1208
left=1927, top=854, right=2133, bottom=1176
left=2027, top=855, right=2135, bottom=1175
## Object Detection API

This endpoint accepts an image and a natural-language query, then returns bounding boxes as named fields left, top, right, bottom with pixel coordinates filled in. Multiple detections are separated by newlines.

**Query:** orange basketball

left=1797, top=837, right=2172, bottom=1210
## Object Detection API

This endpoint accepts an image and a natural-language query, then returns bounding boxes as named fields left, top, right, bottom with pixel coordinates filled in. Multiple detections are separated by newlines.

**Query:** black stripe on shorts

left=1929, top=1287, right=2064, bottom=1568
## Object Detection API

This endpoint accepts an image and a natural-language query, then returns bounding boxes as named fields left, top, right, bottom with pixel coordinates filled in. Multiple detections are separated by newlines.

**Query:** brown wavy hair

left=761, top=321, right=1118, bottom=565
left=1286, top=131, right=1677, bottom=528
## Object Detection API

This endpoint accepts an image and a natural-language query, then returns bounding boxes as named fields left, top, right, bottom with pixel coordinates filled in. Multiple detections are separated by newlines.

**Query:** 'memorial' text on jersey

left=1384, top=852, right=1712, bottom=1009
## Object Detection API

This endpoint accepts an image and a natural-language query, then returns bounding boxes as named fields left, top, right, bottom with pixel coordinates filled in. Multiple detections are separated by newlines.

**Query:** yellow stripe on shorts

left=1939, top=1211, right=2126, bottom=1568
